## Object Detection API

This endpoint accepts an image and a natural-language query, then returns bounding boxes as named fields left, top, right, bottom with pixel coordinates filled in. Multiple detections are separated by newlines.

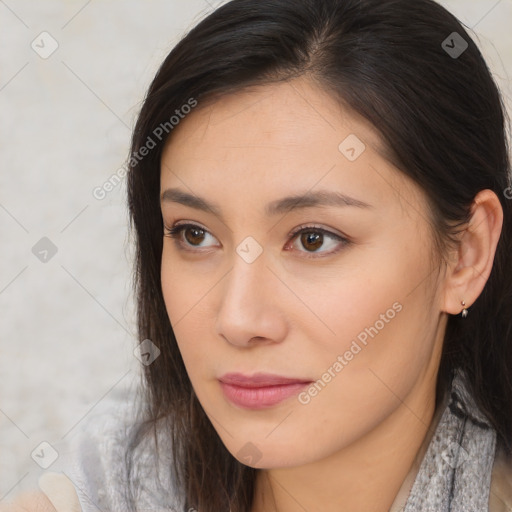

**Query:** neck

left=250, top=377, right=447, bottom=512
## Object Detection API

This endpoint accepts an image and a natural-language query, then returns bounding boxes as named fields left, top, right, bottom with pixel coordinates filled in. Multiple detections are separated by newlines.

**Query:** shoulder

left=61, top=387, right=185, bottom=511
left=61, top=388, right=143, bottom=511
left=489, top=442, right=512, bottom=511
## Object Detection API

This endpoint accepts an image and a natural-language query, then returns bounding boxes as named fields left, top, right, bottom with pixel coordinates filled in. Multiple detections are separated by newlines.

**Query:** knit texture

left=403, top=368, right=496, bottom=511
left=56, top=388, right=186, bottom=512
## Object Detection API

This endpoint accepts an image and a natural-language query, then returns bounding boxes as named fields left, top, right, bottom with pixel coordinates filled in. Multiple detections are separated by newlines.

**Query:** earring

left=461, top=300, right=468, bottom=318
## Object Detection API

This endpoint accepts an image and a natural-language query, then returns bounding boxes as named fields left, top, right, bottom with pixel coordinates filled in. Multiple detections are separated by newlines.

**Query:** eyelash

left=164, top=222, right=350, bottom=259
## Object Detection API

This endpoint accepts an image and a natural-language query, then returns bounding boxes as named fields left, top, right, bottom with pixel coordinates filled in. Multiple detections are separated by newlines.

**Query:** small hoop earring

left=461, top=300, right=468, bottom=318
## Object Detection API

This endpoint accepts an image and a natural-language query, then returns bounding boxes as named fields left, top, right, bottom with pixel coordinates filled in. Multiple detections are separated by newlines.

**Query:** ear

left=442, top=189, right=504, bottom=316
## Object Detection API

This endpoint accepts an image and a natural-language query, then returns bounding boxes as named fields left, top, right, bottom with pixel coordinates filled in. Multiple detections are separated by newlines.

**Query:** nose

left=214, top=254, right=288, bottom=348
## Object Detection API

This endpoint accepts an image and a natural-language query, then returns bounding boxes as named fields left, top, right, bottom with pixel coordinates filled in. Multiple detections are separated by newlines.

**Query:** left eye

left=286, top=227, right=348, bottom=256
left=164, top=223, right=348, bottom=256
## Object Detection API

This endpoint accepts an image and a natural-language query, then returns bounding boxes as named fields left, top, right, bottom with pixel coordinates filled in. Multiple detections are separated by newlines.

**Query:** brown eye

left=184, top=226, right=206, bottom=246
left=165, top=223, right=219, bottom=251
left=300, top=231, right=324, bottom=251
left=287, top=225, right=349, bottom=258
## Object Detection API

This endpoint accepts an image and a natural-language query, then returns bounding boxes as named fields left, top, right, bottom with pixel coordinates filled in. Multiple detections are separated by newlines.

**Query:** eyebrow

left=160, top=188, right=373, bottom=220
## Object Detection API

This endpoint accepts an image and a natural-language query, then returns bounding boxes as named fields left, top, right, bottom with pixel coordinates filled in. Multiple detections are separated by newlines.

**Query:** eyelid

left=286, top=223, right=347, bottom=243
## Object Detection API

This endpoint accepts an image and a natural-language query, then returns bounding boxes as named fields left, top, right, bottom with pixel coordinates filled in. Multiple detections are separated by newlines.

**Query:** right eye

left=164, top=222, right=221, bottom=251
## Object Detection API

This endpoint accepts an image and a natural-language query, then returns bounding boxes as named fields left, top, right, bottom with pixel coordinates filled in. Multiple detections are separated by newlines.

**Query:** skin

left=159, top=76, right=503, bottom=512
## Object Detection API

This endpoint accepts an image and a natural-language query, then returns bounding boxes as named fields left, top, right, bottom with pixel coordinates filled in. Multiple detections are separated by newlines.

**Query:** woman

left=6, top=0, right=512, bottom=510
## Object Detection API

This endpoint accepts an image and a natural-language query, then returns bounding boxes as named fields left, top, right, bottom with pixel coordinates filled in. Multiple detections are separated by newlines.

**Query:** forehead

left=163, top=77, right=386, bottom=158
left=160, top=77, right=424, bottom=217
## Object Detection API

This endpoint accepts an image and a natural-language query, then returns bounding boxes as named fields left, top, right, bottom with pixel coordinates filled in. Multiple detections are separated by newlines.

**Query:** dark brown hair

left=126, top=0, right=512, bottom=510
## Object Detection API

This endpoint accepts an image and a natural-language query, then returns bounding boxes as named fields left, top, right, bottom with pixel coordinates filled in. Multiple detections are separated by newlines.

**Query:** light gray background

left=1, top=0, right=511, bottom=501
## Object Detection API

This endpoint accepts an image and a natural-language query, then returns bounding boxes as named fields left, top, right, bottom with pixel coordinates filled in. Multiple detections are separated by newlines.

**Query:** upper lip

left=219, top=372, right=313, bottom=388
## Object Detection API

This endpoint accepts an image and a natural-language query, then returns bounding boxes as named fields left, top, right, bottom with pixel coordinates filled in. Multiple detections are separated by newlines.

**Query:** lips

left=219, top=372, right=312, bottom=388
left=218, top=372, right=313, bottom=409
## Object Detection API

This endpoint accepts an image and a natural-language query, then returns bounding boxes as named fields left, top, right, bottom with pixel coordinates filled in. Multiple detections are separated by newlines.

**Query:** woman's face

left=159, top=77, right=447, bottom=468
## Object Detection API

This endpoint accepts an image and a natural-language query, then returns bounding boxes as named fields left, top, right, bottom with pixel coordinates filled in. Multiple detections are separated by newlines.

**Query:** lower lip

left=219, top=381, right=310, bottom=409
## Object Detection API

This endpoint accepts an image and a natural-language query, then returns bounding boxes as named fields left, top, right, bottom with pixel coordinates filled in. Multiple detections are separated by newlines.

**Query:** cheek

left=160, top=245, right=215, bottom=325
left=161, top=253, right=196, bottom=355
left=290, top=240, right=434, bottom=379
left=160, top=251, right=219, bottom=372
left=280, top=264, right=435, bottom=460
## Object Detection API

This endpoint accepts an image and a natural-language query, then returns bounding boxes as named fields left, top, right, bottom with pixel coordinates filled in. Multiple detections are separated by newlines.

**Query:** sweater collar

left=391, top=368, right=496, bottom=511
